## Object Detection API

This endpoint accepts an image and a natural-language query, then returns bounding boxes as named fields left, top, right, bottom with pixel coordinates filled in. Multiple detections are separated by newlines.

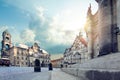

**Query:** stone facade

left=97, top=0, right=114, bottom=55
left=84, top=0, right=120, bottom=58
left=116, top=0, right=120, bottom=52
left=63, top=0, right=120, bottom=66
left=62, top=1, right=120, bottom=79
left=1, top=30, right=51, bottom=67
left=63, top=32, right=88, bottom=66
left=96, top=0, right=119, bottom=55
left=9, top=46, right=29, bottom=67
left=51, top=58, right=63, bottom=68
left=28, top=43, right=50, bottom=67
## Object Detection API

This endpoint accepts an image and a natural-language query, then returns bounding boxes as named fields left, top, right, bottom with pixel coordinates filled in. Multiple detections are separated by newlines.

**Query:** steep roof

left=80, top=37, right=87, bottom=47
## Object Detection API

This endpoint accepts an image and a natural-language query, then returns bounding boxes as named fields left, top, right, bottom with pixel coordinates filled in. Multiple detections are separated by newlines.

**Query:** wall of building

left=63, top=33, right=88, bottom=66
left=62, top=52, right=120, bottom=80
left=97, top=0, right=112, bottom=55
left=117, top=0, right=120, bottom=28
left=117, top=0, right=120, bottom=51
left=51, top=58, right=63, bottom=68
left=1, top=30, right=51, bottom=67
left=62, top=0, right=120, bottom=79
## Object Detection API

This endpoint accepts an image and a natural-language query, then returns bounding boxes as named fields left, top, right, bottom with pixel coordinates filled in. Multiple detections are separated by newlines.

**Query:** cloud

left=35, top=6, right=46, bottom=23
left=0, top=25, right=36, bottom=45
left=28, top=6, right=49, bottom=45
left=0, top=26, right=21, bottom=46
left=26, top=6, right=71, bottom=54
left=26, top=7, right=87, bottom=54
left=0, top=26, right=8, bottom=32
left=47, top=9, right=85, bottom=45
left=0, top=0, right=92, bottom=54
left=20, top=28, right=36, bottom=44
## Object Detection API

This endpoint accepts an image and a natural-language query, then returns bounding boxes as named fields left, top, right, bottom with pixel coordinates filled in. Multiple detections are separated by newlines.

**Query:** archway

left=34, top=59, right=41, bottom=72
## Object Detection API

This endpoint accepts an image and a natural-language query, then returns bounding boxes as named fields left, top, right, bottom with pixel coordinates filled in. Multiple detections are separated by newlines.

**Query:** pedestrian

left=60, top=64, right=63, bottom=68
left=48, top=63, right=53, bottom=71
left=65, top=64, right=67, bottom=68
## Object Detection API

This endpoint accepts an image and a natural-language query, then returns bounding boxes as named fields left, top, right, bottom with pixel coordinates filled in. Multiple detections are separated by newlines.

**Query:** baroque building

left=1, top=30, right=51, bottom=67
left=63, top=32, right=88, bottom=66
left=51, top=57, right=63, bottom=68
left=28, top=43, right=50, bottom=67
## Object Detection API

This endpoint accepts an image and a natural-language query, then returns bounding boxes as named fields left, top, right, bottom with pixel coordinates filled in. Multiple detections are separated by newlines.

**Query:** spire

left=87, top=3, right=92, bottom=16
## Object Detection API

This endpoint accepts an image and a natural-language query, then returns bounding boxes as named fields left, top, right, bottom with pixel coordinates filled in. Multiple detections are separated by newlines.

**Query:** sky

left=0, top=0, right=98, bottom=59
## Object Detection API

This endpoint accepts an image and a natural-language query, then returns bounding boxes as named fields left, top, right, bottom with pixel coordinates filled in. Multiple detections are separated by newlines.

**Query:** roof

left=40, top=49, right=49, bottom=55
left=18, top=44, right=28, bottom=49
left=79, top=37, right=87, bottom=47
left=51, top=58, right=63, bottom=62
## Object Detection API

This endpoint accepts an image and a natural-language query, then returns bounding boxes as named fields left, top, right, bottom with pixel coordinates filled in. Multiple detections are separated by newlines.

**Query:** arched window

left=5, top=44, right=9, bottom=50
left=75, top=52, right=81, bottom=59
left=6, top=37, right=9, bottom=40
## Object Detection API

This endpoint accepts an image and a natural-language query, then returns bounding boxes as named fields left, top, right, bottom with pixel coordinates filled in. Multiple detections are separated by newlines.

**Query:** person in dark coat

left=48, top=63, right=53, bottom=71
left=60, top=64, right=63, bottom=68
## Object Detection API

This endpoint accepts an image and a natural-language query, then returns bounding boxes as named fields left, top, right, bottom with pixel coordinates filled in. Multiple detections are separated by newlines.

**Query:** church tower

left=1, top=30, right=12, bottom=58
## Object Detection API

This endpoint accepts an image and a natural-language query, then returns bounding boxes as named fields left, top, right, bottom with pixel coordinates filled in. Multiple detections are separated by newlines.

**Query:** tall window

left=17, top=61, right=19, bottom=64
left=17, top=57, right=19, bottom=59
left=6, top=37, right=9, bottom=41
left=5, top=44, right=9, bottom=50
left=22, top=57, right=24, bottom=60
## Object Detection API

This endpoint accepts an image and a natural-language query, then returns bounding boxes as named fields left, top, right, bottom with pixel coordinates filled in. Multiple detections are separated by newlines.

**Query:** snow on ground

left=0, top=67, right=50, bottom=80
left=0, top=67, right=78, bottom=80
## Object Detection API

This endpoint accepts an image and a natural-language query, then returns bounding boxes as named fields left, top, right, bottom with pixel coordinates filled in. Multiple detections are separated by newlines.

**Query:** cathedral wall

left=117, top=0, right=120, bottom=28
left=97, top=0, right=112, bottom=55
left=117, top=0, right=120, bottom=51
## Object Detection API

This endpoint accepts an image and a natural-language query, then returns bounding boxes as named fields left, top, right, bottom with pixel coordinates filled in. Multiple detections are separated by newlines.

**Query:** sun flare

left=52, top=9, right=86, bottom=32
